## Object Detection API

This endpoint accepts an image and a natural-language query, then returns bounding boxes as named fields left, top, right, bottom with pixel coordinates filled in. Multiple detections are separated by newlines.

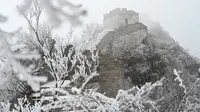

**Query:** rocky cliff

left=96, top=12, right=200, bottom=111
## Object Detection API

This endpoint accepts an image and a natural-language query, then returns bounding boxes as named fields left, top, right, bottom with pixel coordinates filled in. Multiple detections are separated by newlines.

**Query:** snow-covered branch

left=17, top=0, right=87, bottom=28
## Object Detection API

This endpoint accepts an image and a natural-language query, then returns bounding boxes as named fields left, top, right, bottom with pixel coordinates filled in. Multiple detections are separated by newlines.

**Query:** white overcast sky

left=0, top=0, right=200, bottom=57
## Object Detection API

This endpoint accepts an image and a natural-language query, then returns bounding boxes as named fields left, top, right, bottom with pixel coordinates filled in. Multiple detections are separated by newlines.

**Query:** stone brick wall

left=103, top=8, right=139, bottom=29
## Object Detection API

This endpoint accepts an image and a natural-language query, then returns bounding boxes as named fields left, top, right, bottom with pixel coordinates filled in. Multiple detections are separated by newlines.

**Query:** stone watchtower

left=103, top=8, right=139, bottom=29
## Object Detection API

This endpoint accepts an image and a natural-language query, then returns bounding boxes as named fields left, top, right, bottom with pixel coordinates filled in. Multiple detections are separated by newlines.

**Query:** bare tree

left=81, top=23, right=103, bottom=49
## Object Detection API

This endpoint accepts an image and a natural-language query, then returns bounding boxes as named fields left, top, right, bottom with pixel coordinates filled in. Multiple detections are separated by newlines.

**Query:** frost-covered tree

left=0, top=0, right=87, bottom=92
left=81, top=23, right=103, bottom=49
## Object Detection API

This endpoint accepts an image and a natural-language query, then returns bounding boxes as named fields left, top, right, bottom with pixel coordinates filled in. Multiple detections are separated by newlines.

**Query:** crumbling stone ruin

left=98, top=8, right=147, bottom=57
left=103, top=8, right=139, bottom=29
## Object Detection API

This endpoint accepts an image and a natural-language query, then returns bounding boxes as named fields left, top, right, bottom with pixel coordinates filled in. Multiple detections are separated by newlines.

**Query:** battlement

left=104, top=8, right=138, bottom=20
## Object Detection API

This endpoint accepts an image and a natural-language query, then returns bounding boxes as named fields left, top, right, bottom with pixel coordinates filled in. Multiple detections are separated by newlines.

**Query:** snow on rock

left=41, top=80, right=71, bottom=88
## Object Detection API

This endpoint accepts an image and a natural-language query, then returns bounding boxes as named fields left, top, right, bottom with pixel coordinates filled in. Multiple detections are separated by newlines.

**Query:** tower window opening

left=125, top=18, right=128, bottom=25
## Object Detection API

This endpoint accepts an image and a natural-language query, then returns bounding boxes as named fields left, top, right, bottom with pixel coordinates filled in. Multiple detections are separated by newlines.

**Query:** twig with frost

left=176, top=78, right=200, bottom=112
left=117, top=78, right=164, bottom=112
left=17, top=0, right=87, bottom=28
left=174, top=69, right=200, bottom=112
left=0, top=96, right=41, bottom=112
left=0, top=34, right=47, bottom=91
left=174, top=69, right=187, bottom=93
